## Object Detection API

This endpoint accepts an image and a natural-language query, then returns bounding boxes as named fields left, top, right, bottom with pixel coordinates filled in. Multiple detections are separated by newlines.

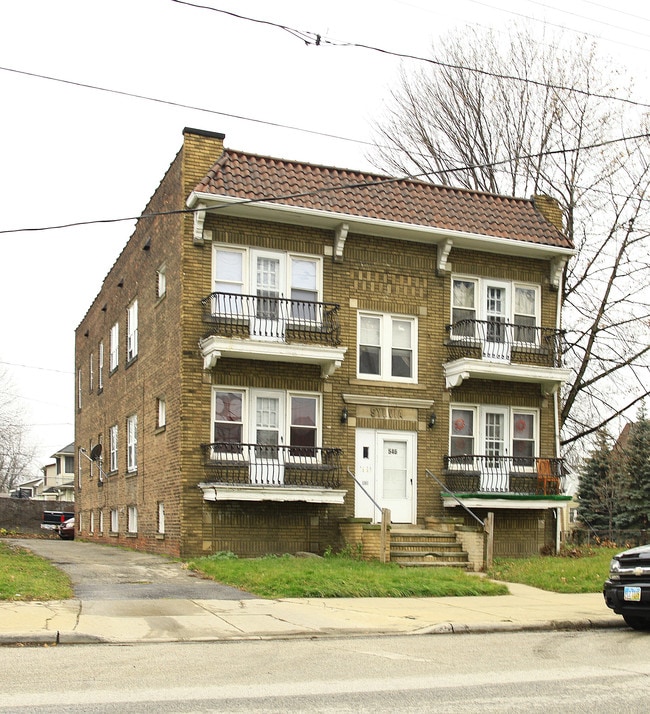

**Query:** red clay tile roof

left=195, top=149, right=573, bottom=249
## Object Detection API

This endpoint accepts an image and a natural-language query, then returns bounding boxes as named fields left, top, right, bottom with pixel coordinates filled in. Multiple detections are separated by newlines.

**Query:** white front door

left=480, top=406, right=509, bottom=491
left=251, top=251, right=285, bottom=340
left=250, top=393, right=284, bottom=485
left=354, top=429, right=416, bottom=523
left=483, top=281, right=510, bottom=361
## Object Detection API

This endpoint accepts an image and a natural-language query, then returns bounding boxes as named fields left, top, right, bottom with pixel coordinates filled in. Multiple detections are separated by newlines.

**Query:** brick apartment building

left=74, top=127, right=574, bottom=561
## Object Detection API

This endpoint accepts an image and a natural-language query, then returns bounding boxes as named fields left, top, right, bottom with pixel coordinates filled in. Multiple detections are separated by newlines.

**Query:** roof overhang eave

left=187, top=191, right=575, bottom=259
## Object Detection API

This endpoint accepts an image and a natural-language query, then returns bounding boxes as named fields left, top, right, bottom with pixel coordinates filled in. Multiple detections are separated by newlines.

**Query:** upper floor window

left=109, top=424, right=118, bottom=472
left=212, top=388, right=320, bottom=454
left=157, top=397, right=166, bottom=429
left=127, top=300, right=138, bottom=362
left=449, top=404, right=539, bottom=467
left=358, top=312, right=417, bottom=382
left=451, top=277, right=540, bottom=345
left=157, top=265, right=167, bottom=298
left=98, top=341, right=104, bottom=390
left=109, top=322, right=119, bottom=372
left=77, top=368, right=82, bottom=409
left=127, top=414, right=138, bottom=472
left=89, top=352, right=94, bottom=392
left=211, top=245, right=322, bottom=331
left=64, top=455, right=74, bottom=474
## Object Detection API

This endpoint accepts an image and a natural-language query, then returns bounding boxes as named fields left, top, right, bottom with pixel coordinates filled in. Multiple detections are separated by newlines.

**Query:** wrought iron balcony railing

left=200, top=442, right=342, bottom=489
left=201, top=292, right=341, bottom=346
left=443, top=455, right=566, bottom=496
left=445, top=320, right=565, bottom=367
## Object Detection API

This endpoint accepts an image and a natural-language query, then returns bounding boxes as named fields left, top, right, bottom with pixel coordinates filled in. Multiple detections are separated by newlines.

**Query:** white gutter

left=187, top=191, right=576, bottom=261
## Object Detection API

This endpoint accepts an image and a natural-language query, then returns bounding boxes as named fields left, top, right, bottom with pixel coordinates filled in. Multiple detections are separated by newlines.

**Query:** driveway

left=10, top=538, right=255, bottom=601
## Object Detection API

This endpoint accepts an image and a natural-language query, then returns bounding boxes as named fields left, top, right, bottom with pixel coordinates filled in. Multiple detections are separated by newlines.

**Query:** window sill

left=155, top=534, right=165, bottom=540
left=155, top=425, right=166, bottom=435
left=126, top=470, right=138, bottom=479
left=348, top=378, right=426, bottom=390
left=126, top=532, right=138, bottom=538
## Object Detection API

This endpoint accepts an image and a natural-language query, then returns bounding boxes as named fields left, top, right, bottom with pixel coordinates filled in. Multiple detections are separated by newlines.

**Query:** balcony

left=443, top=455, right=567, bottom=496
left=199, top=292, right=347, bottom=376
left=197, top=443, right=347, bottom=504
left=443, top=320, right=570, bottom=392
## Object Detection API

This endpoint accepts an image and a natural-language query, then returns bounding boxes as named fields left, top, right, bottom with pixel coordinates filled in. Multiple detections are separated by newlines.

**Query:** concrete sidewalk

left=0, top=583, right=623, bottom=645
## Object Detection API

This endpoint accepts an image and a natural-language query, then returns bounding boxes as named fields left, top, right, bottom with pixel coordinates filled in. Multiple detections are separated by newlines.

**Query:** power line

left=0, top=131, right=648, bottom=237
left=0, top=65, right=374, bottom=150
left=0, top=361, right=74, bottom=375
left=170, top=1, right=650, bottom=109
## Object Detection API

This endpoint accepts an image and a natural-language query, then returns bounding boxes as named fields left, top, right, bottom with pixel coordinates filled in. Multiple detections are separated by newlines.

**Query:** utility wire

left=0, top=65, right=373, bottom=150
left=170, top=1, right=650, bottom=109
left=0, top=131, right=648, bottom=236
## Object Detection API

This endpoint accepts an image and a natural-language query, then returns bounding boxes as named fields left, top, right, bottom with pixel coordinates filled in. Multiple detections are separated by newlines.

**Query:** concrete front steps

left=390, top=524, right=470, bottom=568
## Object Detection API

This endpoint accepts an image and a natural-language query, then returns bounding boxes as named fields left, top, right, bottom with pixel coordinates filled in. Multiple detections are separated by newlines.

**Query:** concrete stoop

left=390, top=525, right=470, bottom=568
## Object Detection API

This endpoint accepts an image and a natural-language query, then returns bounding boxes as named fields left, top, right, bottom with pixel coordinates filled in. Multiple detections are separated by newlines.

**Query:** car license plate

left=624, top=586, right=641, bottom=602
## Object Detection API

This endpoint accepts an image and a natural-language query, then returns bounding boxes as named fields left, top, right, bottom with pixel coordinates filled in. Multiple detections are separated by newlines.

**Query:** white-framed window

left=109, top=322, right=119, bottom=371
left=211, top=388, right=320, bottom=457
left=99, top=509, right=104, bottom=534
left=77, top=447, right=83, bottom=486
left=109, top=424, right=118, bottom=472
left=127, top=505, right=138, bottom=534
left=127, top=299, right=138, bottom=362
left=89, top=353, right=94, bottom=392
left=157, top=397, right=166, bottom=429
left=451, top=277, right=540, bottom=344
left=357, top=312, right=417, bottom=382
left=449, top=404, right=539, bottom=468
left=110, top=508, right=119, bottom=533
left=211, top=245, right=322, bottom=325
left=157, top=502, right=165, bottom=534
left=98, top=341, right=104, bottom=390
left=157, top=264, right=167, bottom=298
left=89, top=510, right=95, bottom=534
left=77, top=368, right=82, bottom=409
left=127, top=414, right=138, bottom=472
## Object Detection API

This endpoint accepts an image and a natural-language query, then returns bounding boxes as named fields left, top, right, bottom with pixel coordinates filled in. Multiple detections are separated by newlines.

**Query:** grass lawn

left=187, top=553, right=509, bottom=598
left=0, top=541, right=73, bottom=601
left=486, top=545, right=620, bottom=594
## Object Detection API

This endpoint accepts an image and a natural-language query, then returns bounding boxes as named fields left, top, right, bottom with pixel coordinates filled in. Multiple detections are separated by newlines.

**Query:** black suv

left=603, top=544, right=650, bottom=630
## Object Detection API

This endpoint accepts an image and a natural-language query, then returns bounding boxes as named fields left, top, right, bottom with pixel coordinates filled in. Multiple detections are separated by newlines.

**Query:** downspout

left=554, top=260, right=565, bottom=554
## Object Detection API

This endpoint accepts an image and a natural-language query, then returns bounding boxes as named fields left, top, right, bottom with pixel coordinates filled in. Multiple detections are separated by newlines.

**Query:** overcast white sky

left=1, top=0, right=650, bottom=474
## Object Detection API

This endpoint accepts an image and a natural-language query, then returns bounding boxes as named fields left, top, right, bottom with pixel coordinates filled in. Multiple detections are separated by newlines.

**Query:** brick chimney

left=182, top=127, right=225, bottom=198
left=532, top=194, right=564, bottom=233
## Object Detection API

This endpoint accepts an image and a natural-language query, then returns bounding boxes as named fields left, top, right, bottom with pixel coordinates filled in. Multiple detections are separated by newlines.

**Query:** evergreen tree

left=578, top=430, right=622, bottom=539
left=617, top=405, right=650, bottom=534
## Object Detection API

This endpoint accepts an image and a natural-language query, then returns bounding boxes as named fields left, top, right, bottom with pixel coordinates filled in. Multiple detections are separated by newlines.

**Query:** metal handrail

left=201, top=443, right=342, bottom=488
left=425, top=469, right=484, bottom=528
left=201, top=291, right=341, bottom=345
left=443, top=455, right=566, bottom=495
left=347, top=468, right=383, bottom=519
left=445, top=319, right=565, bottom=366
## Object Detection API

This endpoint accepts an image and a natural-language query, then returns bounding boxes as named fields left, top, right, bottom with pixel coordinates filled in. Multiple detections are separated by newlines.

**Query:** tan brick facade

left=75, top=128, right=571, bottom=560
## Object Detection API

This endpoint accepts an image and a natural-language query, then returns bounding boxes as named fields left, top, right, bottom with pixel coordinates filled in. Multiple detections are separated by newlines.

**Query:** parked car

left=58, top=517, right=75, bottom=540
left=603, top=543, right=650, bottom=630
left=41, top=510, right=74, bottom=532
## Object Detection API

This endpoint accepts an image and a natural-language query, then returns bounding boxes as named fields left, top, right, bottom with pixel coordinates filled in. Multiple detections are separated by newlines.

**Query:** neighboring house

left=10, top=476, right=44, bottom=499
left=36, top=443, right=76, bottom=502
left=74, top=127, right=574, bottom=560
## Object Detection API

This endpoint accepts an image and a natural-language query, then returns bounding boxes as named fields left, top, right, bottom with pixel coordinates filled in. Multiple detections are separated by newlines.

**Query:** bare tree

left=0, top=367, right=37, bottom=493
left=371, top=23, right=650, bottom=451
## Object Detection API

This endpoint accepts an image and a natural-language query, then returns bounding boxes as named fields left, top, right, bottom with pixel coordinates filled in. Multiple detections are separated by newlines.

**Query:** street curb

left=0, top=618, right=626, bottom=646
